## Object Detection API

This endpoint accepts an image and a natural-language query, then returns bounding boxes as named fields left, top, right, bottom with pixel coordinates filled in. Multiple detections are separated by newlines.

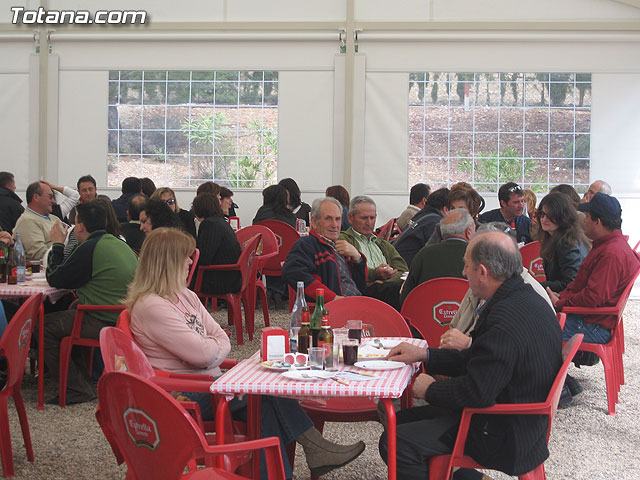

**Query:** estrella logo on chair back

left=124, top=407, right=160, bottom=450
left=529, top=257, right=545, bottom=277
left=432, top=301, right=461, bottom=326
left=18, top=318, right=32, bottom=349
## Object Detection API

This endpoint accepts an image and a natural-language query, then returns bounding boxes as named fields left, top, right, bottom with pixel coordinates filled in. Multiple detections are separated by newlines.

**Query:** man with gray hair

left=380, top=231, right=562, bottom=479
left=399, top=208, right=474, bottom=306
left=282, top=197, right=367, bottom=302
left=581, top=179, right=612, bottom=203
left=339, top=196, right=408, bottom=309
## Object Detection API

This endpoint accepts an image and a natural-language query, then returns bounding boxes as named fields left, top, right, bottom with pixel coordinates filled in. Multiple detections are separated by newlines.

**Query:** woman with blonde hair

left=126, top=228, right=364, bottom=480
left=151, top=187, right=196, bottom=237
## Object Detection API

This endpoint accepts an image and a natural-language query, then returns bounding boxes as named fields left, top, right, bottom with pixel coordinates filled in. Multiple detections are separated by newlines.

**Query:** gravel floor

left=5, top=300, right=640, bottom=479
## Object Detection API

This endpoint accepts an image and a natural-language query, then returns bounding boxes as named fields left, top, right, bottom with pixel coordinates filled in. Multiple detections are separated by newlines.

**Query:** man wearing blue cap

left=546, top=192, right=640, bottom=403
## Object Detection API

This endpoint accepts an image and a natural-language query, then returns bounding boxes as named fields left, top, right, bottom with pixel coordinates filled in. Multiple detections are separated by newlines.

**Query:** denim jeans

left=562, top=314, right=611, bottom=344
left=182, top=391, right=311, bottom=479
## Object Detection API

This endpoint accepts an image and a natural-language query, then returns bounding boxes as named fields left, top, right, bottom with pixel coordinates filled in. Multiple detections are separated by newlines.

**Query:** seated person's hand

left=375, top=264, right=397, bottom=280
left=335, top=240, right=361, bottom=262
left=439, top=329, right=471, bottom=351
left=49, top=222, right=68, bottom=245
left=546, top=287, right=560, bottom=307
left=0, top=231, right=13, bottom=246
left=386, top=342, right=428, bottom=364
left=412, top=373, right=436, bottom=399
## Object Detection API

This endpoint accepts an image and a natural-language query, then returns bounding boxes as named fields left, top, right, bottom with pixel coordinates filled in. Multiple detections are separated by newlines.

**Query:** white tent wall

left=0, top=0, right=638, bottom=241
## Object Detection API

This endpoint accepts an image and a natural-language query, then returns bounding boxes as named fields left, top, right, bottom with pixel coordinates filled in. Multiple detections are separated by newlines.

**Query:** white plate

left=354, top=360, right=406, bottom=371
left=260, top=361, right=291, bottom=371
left=282, top=370, right=334, bottom=381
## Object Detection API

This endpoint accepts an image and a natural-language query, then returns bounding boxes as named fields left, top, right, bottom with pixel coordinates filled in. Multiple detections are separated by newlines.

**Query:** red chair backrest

left=236, top=225, right=280, bottom=268
left=116, top=309, right=133, bottom=337
left=401, top=277, right=469, bottom=348
left=100, top=327, right=156, bottom=379
left=325, top=296, right=411, bottom=337
left=376, top=217, right=401, bottom=242
left=97, top=371, right=217, bottom=479
left=0, top=293, right=42, bottom=389
left=255, top=220, right=301, bottom=276
left=520, top=241, right=546, bottom=282
left=186, top=248, right=200, bottom=287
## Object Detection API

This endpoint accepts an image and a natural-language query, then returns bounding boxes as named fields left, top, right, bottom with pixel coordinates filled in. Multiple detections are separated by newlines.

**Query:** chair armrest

left=562, top=306, right=619, bottom=315
left=151, top=373, right=214, bottom=393
left=462, top=402, right=549, bottom=417
left=220, top=358, right=238, bottom=369
left=198, top=263, right=241, bottom=273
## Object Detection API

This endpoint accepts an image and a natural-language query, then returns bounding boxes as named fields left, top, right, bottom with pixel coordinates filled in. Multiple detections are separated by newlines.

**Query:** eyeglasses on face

left=165, top=198, right=176, bottom=204
left=538, top=210, right=553, bottom=220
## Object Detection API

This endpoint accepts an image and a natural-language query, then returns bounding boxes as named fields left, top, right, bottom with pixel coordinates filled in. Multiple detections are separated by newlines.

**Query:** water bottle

left=289, top=281, right=307, bottom=353
left=14, top=232, right=26, bottom=283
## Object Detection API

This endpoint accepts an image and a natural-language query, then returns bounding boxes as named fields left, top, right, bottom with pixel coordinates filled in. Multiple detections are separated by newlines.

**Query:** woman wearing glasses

left=151, top=187, right=196, bottom=238
left=537, top=192, right=590, bottom=292
left=127, top=227, right=365, bottom=479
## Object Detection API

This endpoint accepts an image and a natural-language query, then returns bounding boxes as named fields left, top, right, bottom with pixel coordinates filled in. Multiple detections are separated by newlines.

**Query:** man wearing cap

left=546, top=193, right=639, bottom=401
left=478, top=182, right=532, bottom=244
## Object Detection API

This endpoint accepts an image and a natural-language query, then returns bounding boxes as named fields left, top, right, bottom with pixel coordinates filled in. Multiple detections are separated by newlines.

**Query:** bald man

left=380, top=231, right=562, bottom=480
left=582, top=179, right=612, bottom=203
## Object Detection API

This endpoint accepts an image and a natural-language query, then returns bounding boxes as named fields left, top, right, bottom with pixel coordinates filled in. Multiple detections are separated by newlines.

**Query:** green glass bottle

left=310, top=288, right=325, bottom=347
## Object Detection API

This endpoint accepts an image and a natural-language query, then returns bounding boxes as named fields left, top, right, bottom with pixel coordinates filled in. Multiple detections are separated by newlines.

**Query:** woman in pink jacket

left=125, top=228, right=364, bottom=479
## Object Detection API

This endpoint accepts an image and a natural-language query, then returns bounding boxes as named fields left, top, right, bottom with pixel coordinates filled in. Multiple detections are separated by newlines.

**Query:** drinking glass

left=347, top=320, right=363, bottom=342
left=342, top=339, right=359, bottom=365
left=308, top=347, right=324, bottom=370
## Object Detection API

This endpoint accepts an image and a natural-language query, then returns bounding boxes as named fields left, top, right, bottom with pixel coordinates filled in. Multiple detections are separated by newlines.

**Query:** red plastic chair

left=520, top=241, right=546, bottom=282
left=300, top=297, right=413, bottom=450
left=254, top=220, right=300, bottom=278
left=428, top=334, right=584, bottom=480
left=193, top=234, right=261, bottom=345
left=58, top=304, right=126, bottom=407
left=236, top=226, right=279, bottom=333
left=560, top=262, right=640, bottom=415
left=376, top=217, right=402, bottom=242
left=400, top=277, right=469, bottom=349
left=0, top=293, right=41, bottom=477
left=227, top=216, right=241, bottom=232
left=97, top=371, right=286, bottom=480
left=186, top=248, right=200, bottom=287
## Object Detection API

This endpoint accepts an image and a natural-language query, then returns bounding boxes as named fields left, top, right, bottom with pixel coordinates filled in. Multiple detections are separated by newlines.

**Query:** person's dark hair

left=549, top=184, right=580, bottom=209
left=325, top=185, right=350, bottom=208
left=262, top=185, right=290, bottom=217
left=196, top=181, right=221, bottom=197
left=409, top=183, right=431, bottom=205
left=76, top=201, right=107, bottom=233
left=25, top=181, right=43, bottom=204
left=448, top=185, right=482, bottom=217
left=121, top=177, right=141, bottom=195
left=498, top=182, right=523, bottom=205
left=142, top=199, right=183, bottom=231
left=278, top=178, right=302, bottom=208
left=425, top=187, right=450, bottom=211
left=220, top=186, right=234, bottom=199
left=127, top=193, right=147, bottom=221
left=0, top=172, right=14, bottom=189
left=587, top=211, right=622, bottom=231
left=192, top=193, right=223, bottom=219
left=476, top=221, right=518, bottom=242
left=94, top=195, right=122, bottom=237
left=538, top=193, right=590, bottom=262
left=140, top=177, right=157, bottom=197
left=76, top=175, right=96, bottom=190
left=470, top=233, right=522, bottom=281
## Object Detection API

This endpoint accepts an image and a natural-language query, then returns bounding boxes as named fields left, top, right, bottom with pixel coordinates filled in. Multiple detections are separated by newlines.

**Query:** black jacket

left=252, top=205, right=296, bottom=228
left=540, top=240, right=589, bottom=292
left=392, top=205, right=443, bottom=266
left=111, top=193, right=136, bottom=223
left=119, top=222, right=146, bottom=253
left=0, top=187, right=24, bottom=233
left=424, top=275, right=562, bottom=475
left=479, top=209, right=532, bottom=244
left=177, top=208, right=196, bottom=238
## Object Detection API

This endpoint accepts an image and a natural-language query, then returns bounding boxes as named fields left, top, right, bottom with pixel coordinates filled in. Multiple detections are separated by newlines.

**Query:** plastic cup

left=308, top=347, right=324, bottom=370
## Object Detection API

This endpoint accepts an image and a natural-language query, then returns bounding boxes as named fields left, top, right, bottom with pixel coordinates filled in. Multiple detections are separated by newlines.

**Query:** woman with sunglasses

left=151, top=187, right=196, bottom=238
left=537, top=192, right=590, bottom=292
left=127, top=227, right=365, bottom=479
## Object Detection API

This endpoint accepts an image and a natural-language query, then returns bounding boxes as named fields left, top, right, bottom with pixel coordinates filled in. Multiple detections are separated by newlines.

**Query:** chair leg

left=12, top=390, right=34, bottom=462
left=519, top=463, right=546, bottom=479
left=241, top=295, right=255, bottom=341
left=428, top=455, right=451, bottom=480
left=0, top=396, right=14, bottom=477
left=58, top=338, right=73, bottom=408
left=257, top=283, right=270, bottom=328
left=229, top=298, right=244, bottom=346
left=603, top=353, right=618, bottom=415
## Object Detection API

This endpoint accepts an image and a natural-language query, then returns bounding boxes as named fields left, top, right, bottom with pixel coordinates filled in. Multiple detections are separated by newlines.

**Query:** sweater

left=424, top=275, right=563, bottom=475
left=0, top=187, right=24, bottom=233
left=191, top=215, right=242, bottom=295
left=13, top=208, right=62, bottom=261
left=46, top=230, right=138, bottom=323
left=131, top=289, right=231, bottom=377
left=339, top=227, right=408, bottom=283
left=400, top=239, right=467, bottom=306
left=396, top=204, right=421, bottom=231
left=281, top=230, right=368, bottom=302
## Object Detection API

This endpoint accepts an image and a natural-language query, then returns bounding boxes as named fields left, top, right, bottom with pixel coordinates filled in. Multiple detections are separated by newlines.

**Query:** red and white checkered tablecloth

left=0, top=282, right=68, bottom=303
left=211, top=337, right=428, bottom=400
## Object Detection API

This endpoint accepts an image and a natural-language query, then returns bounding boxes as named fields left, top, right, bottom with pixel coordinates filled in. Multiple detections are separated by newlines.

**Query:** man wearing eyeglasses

left=12, top=180, right=64, bottom=261
left=478, top=182, right=532, bottom=244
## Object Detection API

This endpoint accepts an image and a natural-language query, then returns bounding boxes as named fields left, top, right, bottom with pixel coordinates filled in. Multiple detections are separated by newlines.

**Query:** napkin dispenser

left=261, top=327, right=290, bottom=362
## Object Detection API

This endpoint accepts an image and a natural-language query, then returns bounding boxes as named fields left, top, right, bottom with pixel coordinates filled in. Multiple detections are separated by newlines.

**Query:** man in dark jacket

left=0, top=171, right=24, bottom=233
left=282, top=197, right=367, bottom=302
left=478, top=182, right=532, bottom=244
left=380, top=231, right=562, bottom=479
left=111, top=176, right=142, bottom=223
